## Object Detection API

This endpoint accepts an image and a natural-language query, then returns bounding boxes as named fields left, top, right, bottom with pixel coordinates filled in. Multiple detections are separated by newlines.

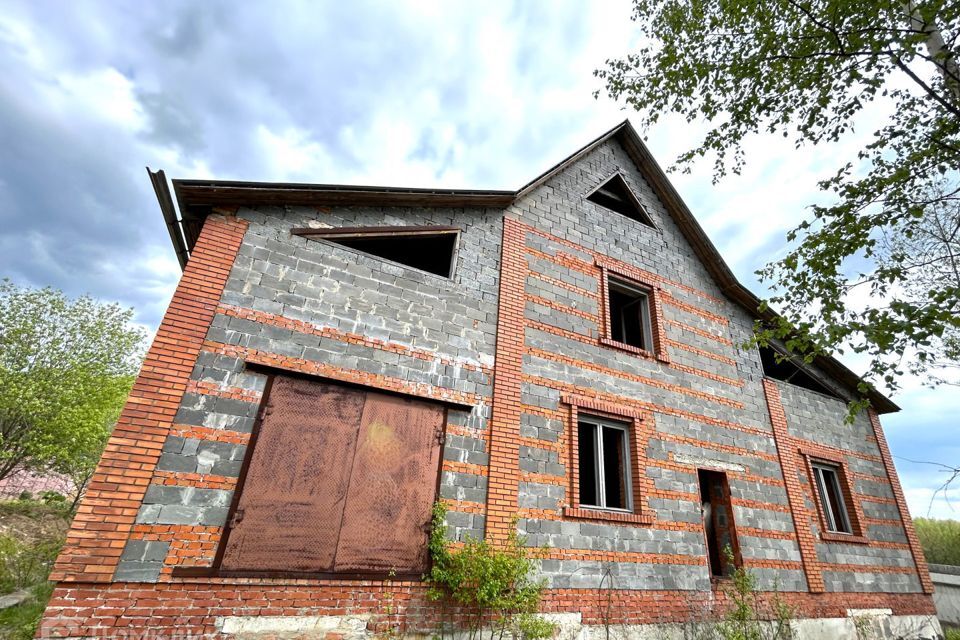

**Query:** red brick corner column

left=868, top=408, right=935, bottom=594
left=485, top=217, right=527, bottom=544
left=50, top=214, right=249, bottom=583
left=762, top=379, right=824, bottom=593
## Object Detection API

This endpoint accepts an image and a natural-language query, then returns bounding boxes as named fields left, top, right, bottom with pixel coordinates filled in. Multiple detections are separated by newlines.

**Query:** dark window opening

left=587, top=174, right=655, bottom=227
left=295, top=227, right=458, bottom=278
left=698, top=469, right=740, bottom=578
left=578, top=416, right=631, bottom=511
left=812, top=463, right=852, bottom=534
left=759, top=345, right=840, bottom=398
left=608, top=277, right=653, bottom=351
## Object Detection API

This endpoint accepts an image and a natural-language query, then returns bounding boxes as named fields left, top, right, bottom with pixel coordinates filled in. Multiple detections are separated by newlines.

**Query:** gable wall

left=487, top=137, right=929, bottom=599
left=487, top=139, right=805, bottom=591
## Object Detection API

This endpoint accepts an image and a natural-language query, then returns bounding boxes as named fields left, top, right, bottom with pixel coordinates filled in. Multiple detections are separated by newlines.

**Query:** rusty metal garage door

left=219, top=374, right=444, bottom=574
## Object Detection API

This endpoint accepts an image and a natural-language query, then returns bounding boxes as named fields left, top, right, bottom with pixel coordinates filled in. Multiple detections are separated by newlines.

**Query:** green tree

left=914, top=517, right=960, bottom=565
left=0, top=280, right=146, bottom=487
left=597, top=1, right=960, bottom=408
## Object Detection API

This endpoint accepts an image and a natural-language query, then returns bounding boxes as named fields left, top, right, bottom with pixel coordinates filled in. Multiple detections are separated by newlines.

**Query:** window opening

left=759, top=345, right=840, bottom=398
left=294, top=227, right=459, bottom=278
left=608, top=277, right=654, bottom=351
left=812, top=462, right=852, bottom=534
left=587, top=174, right=655, bottom=227
left=577, top=416, right=631, bottom=511
left=697, top=469, right=740, bottom=577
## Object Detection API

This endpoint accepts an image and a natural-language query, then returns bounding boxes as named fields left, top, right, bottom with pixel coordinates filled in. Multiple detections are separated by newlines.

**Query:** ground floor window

left=811, top=462, right=853, bottom=534
left=577, top=415, right=632, bottom=511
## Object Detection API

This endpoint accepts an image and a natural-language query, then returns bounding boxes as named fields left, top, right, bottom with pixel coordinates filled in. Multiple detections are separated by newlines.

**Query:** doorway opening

left=697, top=469, right=741, bottom=578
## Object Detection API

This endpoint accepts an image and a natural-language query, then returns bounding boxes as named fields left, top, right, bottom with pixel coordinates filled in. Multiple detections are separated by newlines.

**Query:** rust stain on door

left=220, top=374, right=446, bottom=574
left=220, top=376, right=364, bottom=572
left=334, top=393, right=444, bottom=573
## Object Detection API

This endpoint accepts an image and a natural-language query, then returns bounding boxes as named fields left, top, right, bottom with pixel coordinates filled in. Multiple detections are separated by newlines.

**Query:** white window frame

left=607, top=276, right=654, bottom=352
left=578, top=415, right=633, bottom=512
left=812, top=462, right=852, bottom=534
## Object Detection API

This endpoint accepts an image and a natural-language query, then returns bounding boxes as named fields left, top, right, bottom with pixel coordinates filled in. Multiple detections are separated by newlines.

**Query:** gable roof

left=150, top=120, right=897, bottom=413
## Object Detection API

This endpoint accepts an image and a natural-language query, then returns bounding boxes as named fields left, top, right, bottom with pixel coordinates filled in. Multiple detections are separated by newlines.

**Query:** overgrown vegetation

left=716, top=549, right=795, bottom=640
left=0, top=496, right=71, bottom=640
left=915, top=517, right=960, bottom=566
left=425, top=502, right=556, bottom=640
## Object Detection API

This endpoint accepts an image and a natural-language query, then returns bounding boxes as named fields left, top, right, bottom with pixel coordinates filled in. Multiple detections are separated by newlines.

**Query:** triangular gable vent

left=587, top=174, right=656, bottom=228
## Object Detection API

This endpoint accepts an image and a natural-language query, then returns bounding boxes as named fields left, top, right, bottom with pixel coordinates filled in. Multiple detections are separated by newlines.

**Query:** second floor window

left=811, top=462, right=852, bottom=534
left=607, top=276, right=654, bottom=351
left=293, top=226, right=460, bottom=278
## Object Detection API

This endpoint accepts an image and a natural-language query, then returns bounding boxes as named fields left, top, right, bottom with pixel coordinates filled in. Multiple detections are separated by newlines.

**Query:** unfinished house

left=40, top=121, right=940, bottom=638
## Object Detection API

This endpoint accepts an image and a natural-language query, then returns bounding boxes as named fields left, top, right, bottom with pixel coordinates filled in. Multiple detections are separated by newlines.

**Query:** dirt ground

left=0, top=504, right=70, bottom=546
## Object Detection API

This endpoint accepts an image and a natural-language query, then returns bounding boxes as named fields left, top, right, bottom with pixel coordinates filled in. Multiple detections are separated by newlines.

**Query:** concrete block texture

left=137, top=136, right=917, bottom=601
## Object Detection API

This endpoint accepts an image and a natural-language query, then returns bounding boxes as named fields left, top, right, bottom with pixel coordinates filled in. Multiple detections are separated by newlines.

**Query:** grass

left=0, top=497, right=70, bottom=640
left=0, top=582, right=55, bottom=640
left=945, top=628, right=960, bottom=640
left=915, top=518, right=960, bottom=566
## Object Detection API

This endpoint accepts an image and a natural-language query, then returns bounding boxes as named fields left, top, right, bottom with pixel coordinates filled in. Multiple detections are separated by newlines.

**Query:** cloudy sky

left=1, top=0, right=956, bottom=518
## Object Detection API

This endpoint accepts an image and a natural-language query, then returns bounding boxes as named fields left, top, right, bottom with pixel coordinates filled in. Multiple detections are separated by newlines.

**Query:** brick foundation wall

left=39, top=583, right=935, bottom=637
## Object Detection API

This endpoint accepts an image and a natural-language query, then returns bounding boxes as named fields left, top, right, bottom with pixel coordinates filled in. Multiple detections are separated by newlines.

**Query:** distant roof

left=149, top=120, right=898, bottom=413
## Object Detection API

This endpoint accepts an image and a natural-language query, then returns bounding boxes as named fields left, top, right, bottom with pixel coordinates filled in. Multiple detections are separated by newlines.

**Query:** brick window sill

left=820, top=531, right=870, bottom=545
left=563, top=506, right=654, bottom=525
left=599, top=337, right=670, bottom=364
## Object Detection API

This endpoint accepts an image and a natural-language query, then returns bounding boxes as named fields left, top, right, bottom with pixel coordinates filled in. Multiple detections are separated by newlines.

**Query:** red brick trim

left=527, top=320, right=742, bottom=387
left=797, top=444, right=868, bottom=543
left=664, top=318, right=734, bottom=346
left=523, top=224, right=728, bottom=305
left=531, top=348, right=742, bottom=409
left=596, top=260, right=671, bottom=364
left=50, top=215, right=249, bottom=583
left=219, top=303, right=491, bottom=375
left=485, top=217, right=528, bottom=543
left=208, top=343, right=480, bottom=409
left=561, top=507, right=653, bottom=525
left=762, top=379, right=824, bottom=593
left=868, top=409, right=935, bottom=594
left=561, top=394, right=654, bottom=525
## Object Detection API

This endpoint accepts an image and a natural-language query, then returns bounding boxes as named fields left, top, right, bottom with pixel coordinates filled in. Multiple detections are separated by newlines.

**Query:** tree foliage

left=597, top=0, right=960, bottom=404
left=0, top=280, right=146, bottom=483
left=914, top=517, right=960, bottom=565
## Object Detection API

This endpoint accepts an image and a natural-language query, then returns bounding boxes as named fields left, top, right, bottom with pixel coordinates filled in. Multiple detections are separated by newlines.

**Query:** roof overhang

left=149, top=121, right=898, bottom=413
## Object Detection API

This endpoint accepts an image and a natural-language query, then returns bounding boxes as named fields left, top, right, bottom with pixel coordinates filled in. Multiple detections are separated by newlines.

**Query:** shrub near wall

left=915, top=518, right=960, bottom=566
